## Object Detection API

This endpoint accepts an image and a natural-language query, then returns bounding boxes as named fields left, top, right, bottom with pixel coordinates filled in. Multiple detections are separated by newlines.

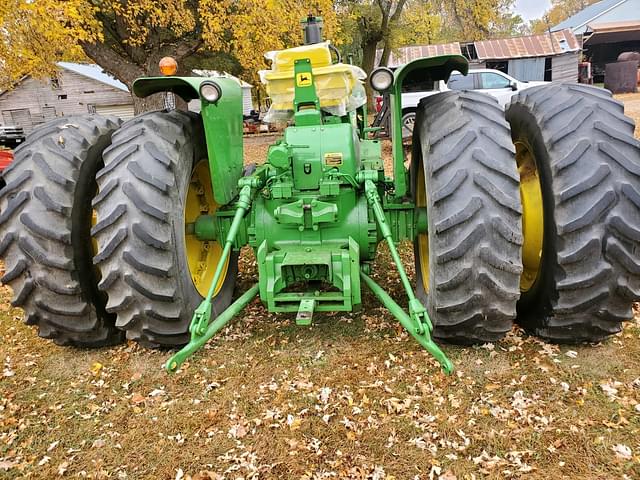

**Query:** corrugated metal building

left=471, top=29, right=581, bottom=82
left=552, top=0, right=640, bottom=82
left=552, top=0, right=638, bottom=36
left=0, top=63, right=134, bottom=132
left=377, top=42, right=462, bottom=66
left=380, top=30, right=581, bottom=82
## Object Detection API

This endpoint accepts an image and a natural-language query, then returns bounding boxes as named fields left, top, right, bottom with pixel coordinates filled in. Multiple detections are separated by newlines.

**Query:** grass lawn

left=0, top=94, right=639, bottom=480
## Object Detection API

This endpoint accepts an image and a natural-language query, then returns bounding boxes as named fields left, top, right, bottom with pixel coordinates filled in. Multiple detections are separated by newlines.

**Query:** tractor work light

left=200, top=81, right=222, bottom=103
left=369, top=67, right=394, bottom=92
left=159, top=57, right=178, bottom=76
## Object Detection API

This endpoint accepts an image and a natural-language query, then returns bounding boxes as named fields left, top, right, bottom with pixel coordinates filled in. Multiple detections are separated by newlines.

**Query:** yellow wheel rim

left=184, top=160, right=228, bottom=297
left=91, top=209, right=98, bottom=256
left=516, top=140, right=544, bottom=292
left=416, top=161, right=429, bottom=292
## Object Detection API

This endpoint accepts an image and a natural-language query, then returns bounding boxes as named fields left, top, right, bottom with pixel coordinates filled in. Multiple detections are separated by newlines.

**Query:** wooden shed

left=379, top=30, right=581, bottom=83
left=469, top=29, right=581, bottom=82
left=0, top=62, right=133, bottom=133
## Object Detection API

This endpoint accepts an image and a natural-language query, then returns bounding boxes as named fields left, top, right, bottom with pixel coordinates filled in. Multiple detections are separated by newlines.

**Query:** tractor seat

left=259, top=42, right=366, bottom=121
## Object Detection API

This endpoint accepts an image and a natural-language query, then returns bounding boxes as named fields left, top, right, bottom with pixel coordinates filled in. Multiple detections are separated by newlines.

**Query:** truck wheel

left=0, top=115, right=124, bottom=346
left=506, top=83, right=640, bottom=342
left=402, top=109, right=416, bottom=139
left=413, top=91, right=523, bottom=344
left=93, top=110, right=237, bottom=347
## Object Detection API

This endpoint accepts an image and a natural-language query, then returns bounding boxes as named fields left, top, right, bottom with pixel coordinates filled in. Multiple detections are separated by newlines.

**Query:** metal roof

left=551, top=0, right=630, bottom=32
left=474, top=29, right=580, bottom=60
left=584, top=20, right=640, bottom=43
left=586, top=19, right=640, bottom=32
left=377, top=43, right=461, bottom=68
left=57, top=62, right=129, bottom=92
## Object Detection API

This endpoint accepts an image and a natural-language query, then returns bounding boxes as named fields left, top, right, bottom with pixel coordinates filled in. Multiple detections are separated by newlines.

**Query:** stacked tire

left=0, top=116, right=123, bottom=346
left=412, top=84, right=640, bottom=344
left=506, top=83, right=640, bottom=342
left=0, top=111, right=236, bottom=349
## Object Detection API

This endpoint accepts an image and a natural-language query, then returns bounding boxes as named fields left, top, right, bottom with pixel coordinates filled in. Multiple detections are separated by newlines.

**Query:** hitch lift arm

left=166, top=179, right=260, bottom=372
left=362, top=178, right=453, bottom=375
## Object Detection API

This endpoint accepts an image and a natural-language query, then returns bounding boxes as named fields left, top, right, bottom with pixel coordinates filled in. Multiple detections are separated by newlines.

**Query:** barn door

left=6, top=109, right=33, bottom=133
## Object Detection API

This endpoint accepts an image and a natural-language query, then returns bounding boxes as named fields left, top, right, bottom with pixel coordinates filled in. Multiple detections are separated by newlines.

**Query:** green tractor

left=1, top=16, right=639, bottom=374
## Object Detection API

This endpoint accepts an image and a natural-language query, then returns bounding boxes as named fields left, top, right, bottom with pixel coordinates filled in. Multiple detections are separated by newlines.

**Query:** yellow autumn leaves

left=0, top=0, right=339, bottom=89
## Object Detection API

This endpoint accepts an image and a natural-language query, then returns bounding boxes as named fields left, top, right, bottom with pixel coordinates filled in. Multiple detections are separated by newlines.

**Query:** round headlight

left=200, top=82, right=222, bottom=103
left=369, top=67, right=394, bottom=92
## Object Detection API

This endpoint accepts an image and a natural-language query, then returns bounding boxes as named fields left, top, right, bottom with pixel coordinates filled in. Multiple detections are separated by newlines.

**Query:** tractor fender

left=133, top=76, right=241, bottom=102
left=387, top=54, right=469, bottom=198
left=132, top=76, right=244, bottom=206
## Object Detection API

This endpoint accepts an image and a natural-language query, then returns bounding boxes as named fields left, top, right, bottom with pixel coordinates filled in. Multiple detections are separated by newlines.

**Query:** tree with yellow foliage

left=530, top=0, right=599, bottom=34
left=339, top=0, right=523, bottom=75
left=1, top=0, right=337, bottom=112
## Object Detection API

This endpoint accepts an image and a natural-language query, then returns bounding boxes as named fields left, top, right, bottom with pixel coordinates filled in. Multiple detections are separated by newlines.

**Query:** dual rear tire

left=92, top=110, right=236, bottom=347
left=412, top=91, right=522, bottom=344
left=413, top=85, right=640, bottom=344
left=0, top=116, right=124, bottom=346
left=0, top=111, right=236, bottom=348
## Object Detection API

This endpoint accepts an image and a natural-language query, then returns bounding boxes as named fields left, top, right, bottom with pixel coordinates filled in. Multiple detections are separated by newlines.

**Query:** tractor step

left=296, top=297, right=316, bottom=326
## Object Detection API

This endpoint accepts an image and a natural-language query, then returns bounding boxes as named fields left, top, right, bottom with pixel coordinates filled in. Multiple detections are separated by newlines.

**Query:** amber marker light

left=159, top=57, right=178, bottom=76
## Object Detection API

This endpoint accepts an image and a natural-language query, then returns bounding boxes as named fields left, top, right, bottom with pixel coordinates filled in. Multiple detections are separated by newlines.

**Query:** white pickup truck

left=395, top=69, right=548, bottom=137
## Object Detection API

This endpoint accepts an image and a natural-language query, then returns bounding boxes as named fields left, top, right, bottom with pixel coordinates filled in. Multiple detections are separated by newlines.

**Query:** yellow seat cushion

left=270, top=42, right=332, bottom=72
left=259, top=42, right=366, bottom=121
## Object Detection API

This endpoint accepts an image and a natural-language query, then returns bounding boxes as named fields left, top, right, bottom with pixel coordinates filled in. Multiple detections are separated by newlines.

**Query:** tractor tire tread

left=506, top=83, right=640, bottom=343
left=0, top=115, right=124, bottom=346
left=414, top=91, right=523, bottom=344
left=93, top=110, right=237, bottom=347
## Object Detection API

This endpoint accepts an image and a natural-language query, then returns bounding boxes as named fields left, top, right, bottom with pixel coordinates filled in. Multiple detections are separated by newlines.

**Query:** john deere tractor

left=1, top=16, right=639, bottom=374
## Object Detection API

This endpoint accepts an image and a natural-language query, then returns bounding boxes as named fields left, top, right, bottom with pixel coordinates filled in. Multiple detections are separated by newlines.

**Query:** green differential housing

left=248, top=58, right=384, bottom=318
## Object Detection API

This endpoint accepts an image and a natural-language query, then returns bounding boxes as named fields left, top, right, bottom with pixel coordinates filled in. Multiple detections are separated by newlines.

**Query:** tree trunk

left=362, top=39, right=380, bottom=111
left=81, top=41, right=191, bottom=115
left=132, top=94, right=166, bottom=115
left=379, top=41, right=392, bottom=67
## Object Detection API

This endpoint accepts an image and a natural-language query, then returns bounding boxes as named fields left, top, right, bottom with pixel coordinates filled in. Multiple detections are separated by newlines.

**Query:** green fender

left=132, top=76, right=244, bottom=206
left=388, top=54, right=469, bottom=199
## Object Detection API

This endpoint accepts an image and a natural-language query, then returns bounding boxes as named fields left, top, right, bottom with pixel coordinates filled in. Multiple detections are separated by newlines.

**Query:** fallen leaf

left=0, top=460, right=18, bottom=471
left=287, top=414, right=301, bottom=430
left=613, top=444, right=632, bottom=460
left=439, top=471, right=457, bottom=480
left=57, top=461, right=69, bottom=476
left=90, top=362, right=103, bottom=376
left=92, top=439, right=106, bottom=449
left=228, top=424, right=247, bottom=439
left=131, top=393, right=145, bottom=405
left=193, top=472, right=222, bottom=480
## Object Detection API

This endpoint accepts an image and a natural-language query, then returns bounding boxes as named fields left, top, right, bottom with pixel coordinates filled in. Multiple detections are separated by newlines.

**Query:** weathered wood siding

left=552, top=53, right=579, bottom=83
left=0, top=69, right=133, bottom=132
